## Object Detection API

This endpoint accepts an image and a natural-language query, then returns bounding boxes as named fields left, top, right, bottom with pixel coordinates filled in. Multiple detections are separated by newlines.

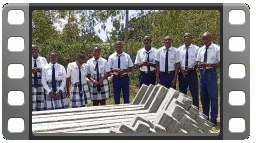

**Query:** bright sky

left=54, top=10, right=145, bottom=42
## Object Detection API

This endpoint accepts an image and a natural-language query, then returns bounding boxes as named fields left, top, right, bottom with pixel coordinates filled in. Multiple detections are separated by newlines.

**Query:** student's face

left=115, top=43, right=123, bottom=53
left=77, top=57, right=85, bottom=65
left=202, top=36, right=212, bottom=46
left=164, top=38, right=172, bottom=47
left=93, top=49, right=101, bottom=59
left=183, top=34, right=192, bottom=45
left=32, top=47, right=39, bottom=57
left=143, top=38, right=152, bottom=45
left=50, top=53, right=58, bottom=64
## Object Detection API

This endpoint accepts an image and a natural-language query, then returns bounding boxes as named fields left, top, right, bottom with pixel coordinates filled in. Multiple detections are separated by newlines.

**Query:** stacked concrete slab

left=111, top=84, right=214, bottom=133
left=32, top=84, right=214, bottom=133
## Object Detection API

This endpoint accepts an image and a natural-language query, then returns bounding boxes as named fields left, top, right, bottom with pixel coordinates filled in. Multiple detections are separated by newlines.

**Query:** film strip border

left=2, top=3, right=29, bottom=140
left=223, top=3, right=250, bottom=140
left=2, top=3, right=250, bottom=140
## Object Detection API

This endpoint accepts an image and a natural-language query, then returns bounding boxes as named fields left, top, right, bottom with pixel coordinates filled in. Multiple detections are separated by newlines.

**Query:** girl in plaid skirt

left=87, top=47, right=111, bottom=106
left=42, top=52, right=68, bottom=110
left=66, top=53, right=91, bottom=108
left=32, top=45, right=48, bottom=111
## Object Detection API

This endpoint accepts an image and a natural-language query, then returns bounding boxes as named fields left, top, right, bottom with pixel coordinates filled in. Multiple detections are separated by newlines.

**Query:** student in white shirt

left=32, top=45, right=48, bottom=111
left=134, top=36, right=157, bottom=87
left=156, top=36, right=180, bottom=89
left=66, top=53, right=91, bottom=108
left=197, top=31, right=220, bottom=126
left=87, top=47, right=111, bottom=106
left=42, top=52, right=68, bottom=110
left=178, top=33, right=199, bottom=108
left=108, top=41, right=133, bottom=104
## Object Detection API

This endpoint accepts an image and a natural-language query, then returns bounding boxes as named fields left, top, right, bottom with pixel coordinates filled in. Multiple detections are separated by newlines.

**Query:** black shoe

left=213, top=122, right=218, bottom=127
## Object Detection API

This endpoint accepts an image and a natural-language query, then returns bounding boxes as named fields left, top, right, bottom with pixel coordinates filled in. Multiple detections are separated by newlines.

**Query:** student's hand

left=66, top=90, right=70, bottom=97
left=113, top=68, right=120, bottom=72
left=36, top=68, right=41, bottom=73
left=182, top=68, right=190, bottom=76
left=118, top=69, right=125, bottom=75
left=98, top=79, right=104, bottom=85
left=92, top=80, right=98, bottom=86
left=141, top=62, right=147, bottom=67
left=156, top=76, right=160, bottom=84
left=144, top=61, right=150, bottom=66
left=171, top=78, right=177, bottom=88
left=182, top=70, right=188, bottom=77
left=54, top=92, right=61, bottom=100
left=198, top=63, right=208, bottom=68
left=49, top=91, right=55, bottom=99
left=32, top=68, right=37, bottom=74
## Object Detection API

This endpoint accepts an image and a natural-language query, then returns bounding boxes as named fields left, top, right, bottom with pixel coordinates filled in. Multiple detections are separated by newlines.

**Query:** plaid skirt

left=71, top=82, right=91, bottom=108
left=45, top=81, right=68, bottom=110
left=32, top=76, right=45, bottom=111
left=88, top=78, right=110, bottom=101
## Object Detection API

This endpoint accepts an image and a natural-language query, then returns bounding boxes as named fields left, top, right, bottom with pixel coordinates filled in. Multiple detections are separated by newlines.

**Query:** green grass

left=67, top=69, right=220, bottom=133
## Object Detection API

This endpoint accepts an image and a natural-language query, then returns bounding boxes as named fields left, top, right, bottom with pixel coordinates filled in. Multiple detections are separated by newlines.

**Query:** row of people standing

left=32, top=46, right=111, bottom=111
left=134, top=32, right=220, bottom=125
left=32, top=31, right=220, bottom=125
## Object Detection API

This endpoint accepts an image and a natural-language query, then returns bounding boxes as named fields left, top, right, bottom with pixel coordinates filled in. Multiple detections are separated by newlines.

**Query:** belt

left=201, top=68, right=216, bottom=72
left=140, top=70, right=156, bottom=74
left=160, top=71, right=175, bottom=74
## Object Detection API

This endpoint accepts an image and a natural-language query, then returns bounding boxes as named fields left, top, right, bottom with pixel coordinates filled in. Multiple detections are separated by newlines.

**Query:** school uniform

left=87, top=57, right=111, bottom=101
left=42, top=62, right=68, bottom=110
left=66, top=62, right=91, bottom=108
left=108, top=52, right=134, bottom=104
left=178, top=44, right=200, bottom=108
left=196, top=43, right=220, bottom=124
left=135, top=47, right=157, bottom=87
left=32, top=56, right=48, bottom=111
left=155, top=46, right=180, bottom=89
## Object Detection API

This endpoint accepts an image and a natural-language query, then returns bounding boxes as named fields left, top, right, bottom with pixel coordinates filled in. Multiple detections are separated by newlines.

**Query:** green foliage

left=129, top=10, right=220, bottom=49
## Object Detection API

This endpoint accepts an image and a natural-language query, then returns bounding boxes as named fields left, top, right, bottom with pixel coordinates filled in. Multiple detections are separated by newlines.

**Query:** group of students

left=32, top=31, right=220, bottom=126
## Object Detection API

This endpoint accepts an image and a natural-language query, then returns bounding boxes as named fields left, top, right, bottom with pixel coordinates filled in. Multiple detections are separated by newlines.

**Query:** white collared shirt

left=42, top=62, right=66, bottom=94
left=87, top=57, right=110, bottom=78
left=32, top=56, right=48, bottom=77
left=108, top=52, right=134, bottom=75
left=66, top=62, right=89, bottom=84
left=155, top=46, right=180, bottom=72
left=178, top=44, right=199, bottom=70
left=196, top=43, right=220, bottom=64
left=134, top=47, right=157, bottom=72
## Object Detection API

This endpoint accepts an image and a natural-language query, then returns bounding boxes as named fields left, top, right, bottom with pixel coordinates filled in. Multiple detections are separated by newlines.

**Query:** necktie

left=95, top=61, right=101, bottom=92
left=185, top=46, right=189, bottom=69
left=78, top=66, right=82, bottom=96
left=146, top=52, right=150, bottom=72
left=52, top=64, right=56, bottom=93
left=34, top=59, right=38, bottom=88
left=204, top=46, right=209, bottom=63
left=165, top=49, right=168, bottom=73
left=203, top=46, right=209, bottom=72
left=118, top=55, right=121, bottom=68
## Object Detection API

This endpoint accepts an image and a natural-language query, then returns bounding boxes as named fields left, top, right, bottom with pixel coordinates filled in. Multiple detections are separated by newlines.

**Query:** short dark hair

left=49, top=51, right=58, bottom=56
left=94, top=46, right=102, bottom=51
left=77, top=53, right=86, bottom=59
left=201, top=31, right=212, bottom=38
left=32, top=44, right=39, bottom=49
left=115, top=41, right=124, bottom=46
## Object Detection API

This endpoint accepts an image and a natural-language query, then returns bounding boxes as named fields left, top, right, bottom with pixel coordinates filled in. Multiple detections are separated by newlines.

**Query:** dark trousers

left=179, top=70, right=199, bottom=108
left=139, top=71, right=156, bottom=87
left=113, top=75, right=130, bottom=104
left=159, top=71, right=176, bottom=89
left=200, top=69, right=218, bottom=124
